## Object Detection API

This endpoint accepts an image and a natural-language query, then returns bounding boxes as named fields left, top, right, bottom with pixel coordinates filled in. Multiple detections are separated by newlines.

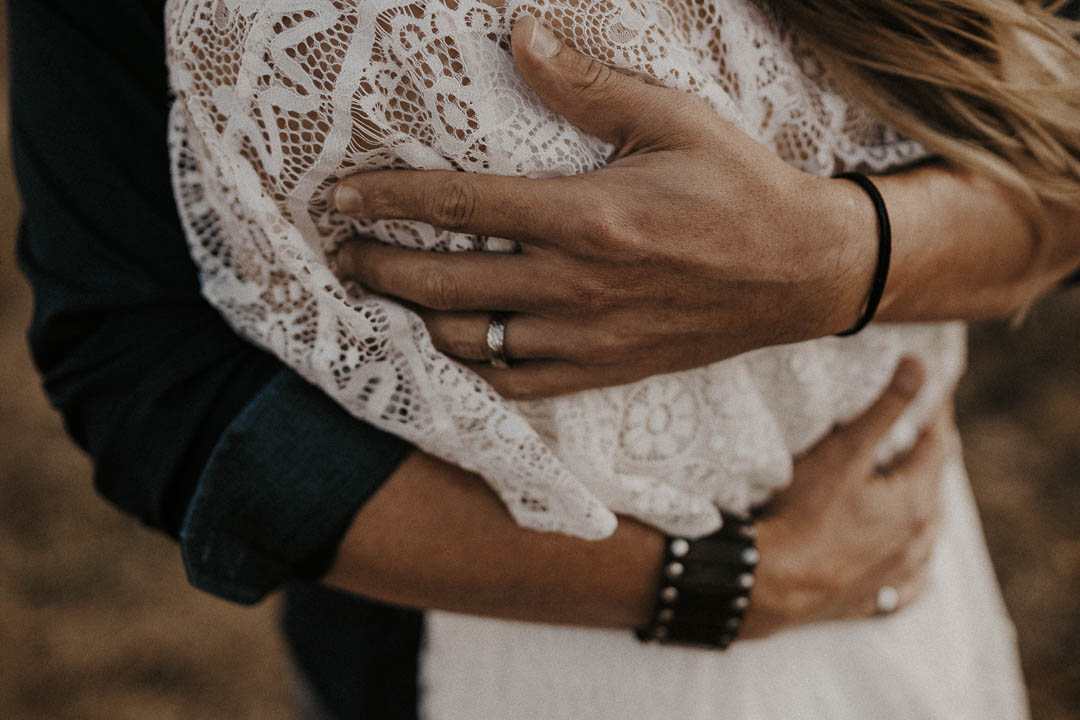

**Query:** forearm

left=323, top=360, right=937, bottom=636
left=830, top=161, right=1080, bottom=328
left=323, top=452, right=665, bottom=628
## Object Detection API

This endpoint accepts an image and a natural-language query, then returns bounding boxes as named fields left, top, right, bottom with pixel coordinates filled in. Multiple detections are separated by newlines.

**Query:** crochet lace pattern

left=166, top=0, right=964, bottom=539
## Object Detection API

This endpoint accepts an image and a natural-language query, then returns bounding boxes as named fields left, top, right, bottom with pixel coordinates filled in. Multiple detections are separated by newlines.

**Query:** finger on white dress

left=334, top=170, right=582, bottom=247
left=338, top=240, right=553, bottom=312
left=885, top=414, right=949, bottom=526
left=841, top=356, right=925, bottom=464
left=510, top=16, right=693, bottom=149
left=897, top=504, right=944, bottom=578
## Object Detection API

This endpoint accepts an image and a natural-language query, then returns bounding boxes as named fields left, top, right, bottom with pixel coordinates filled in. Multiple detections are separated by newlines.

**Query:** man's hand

left=744, top=357, right=947, bottom=637
left=332, top=16, right=873, bottom=400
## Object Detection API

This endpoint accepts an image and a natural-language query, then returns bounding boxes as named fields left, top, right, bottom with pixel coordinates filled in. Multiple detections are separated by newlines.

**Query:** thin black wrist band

left=835, top=172, right=891, bottom=337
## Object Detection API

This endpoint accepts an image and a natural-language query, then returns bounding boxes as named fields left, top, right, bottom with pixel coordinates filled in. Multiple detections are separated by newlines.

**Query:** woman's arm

left=325, top=359, right=944, bottom=637
left=870, top=163, right=1080, bottom=324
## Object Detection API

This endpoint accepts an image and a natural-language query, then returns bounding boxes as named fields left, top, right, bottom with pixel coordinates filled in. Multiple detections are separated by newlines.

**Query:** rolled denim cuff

left=180, top=370, right=411, bottom=604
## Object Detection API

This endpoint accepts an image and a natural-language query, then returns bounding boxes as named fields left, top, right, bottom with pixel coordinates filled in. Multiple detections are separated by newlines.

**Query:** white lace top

left=165, top=0, right=964, bottom=540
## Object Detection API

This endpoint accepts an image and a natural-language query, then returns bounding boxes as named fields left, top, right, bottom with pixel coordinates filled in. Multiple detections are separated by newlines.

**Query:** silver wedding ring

left=876, top=585, right=900, bottom=615
left=485, top=312, right=511, bottom=369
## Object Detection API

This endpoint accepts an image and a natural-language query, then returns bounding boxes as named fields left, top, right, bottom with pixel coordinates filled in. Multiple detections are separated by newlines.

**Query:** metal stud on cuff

left=670, top=538, right=690, bottom=558
left=636, top=512, right=758, bottom=650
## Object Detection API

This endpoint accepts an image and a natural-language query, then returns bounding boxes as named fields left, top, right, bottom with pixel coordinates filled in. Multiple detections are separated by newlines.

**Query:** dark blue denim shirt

left=10, top=1, right=420, bottom=716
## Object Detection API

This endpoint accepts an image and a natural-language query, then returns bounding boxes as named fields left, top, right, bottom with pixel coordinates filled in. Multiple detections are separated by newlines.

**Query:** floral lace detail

left=621, top=378, right=699, bottom=462
left=166, top=0, right=964, bottom=539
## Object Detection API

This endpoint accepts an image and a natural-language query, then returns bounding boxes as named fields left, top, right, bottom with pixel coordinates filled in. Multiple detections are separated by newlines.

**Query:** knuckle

left=906, top=538, right=933, bottom=570
left=884, top=547, right=910, bottom=577
left=426, top=318, right=477, bottom=358
left=906, top=515, right=930, bottom=543
left=418, top=267, right=464, bottom=310
left=424, top=177, right=478, bottom=231
left=587, top=330, right=632, bottom=364
left=459, top=334, right=487, bottom=359
left=356, top=256, right=390, bottom=292
left=567, top=276, right=617, bottom=313
left=914, top=495, right=940, bottom=527
left=567, top=54, right=617, bottom=99
left=905, top=486, right=938, bottom=528
left=584, top=203, right=629, bottom=248
left=362, top=183, right=397, bottom=219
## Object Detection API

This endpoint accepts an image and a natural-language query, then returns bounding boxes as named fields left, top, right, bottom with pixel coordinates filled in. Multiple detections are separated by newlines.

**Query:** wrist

left=803, top=175, right=881, bottom=337
left=738, top=514, right=822, bottom=639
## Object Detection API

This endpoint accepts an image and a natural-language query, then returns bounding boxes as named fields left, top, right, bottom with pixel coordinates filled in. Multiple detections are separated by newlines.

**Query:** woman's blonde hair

left=773, top=0, right=1080, bottom=209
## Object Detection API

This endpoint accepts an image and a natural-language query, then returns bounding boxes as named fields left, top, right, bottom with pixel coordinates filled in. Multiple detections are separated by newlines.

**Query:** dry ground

left=1, top=6, right=1077, bottom=719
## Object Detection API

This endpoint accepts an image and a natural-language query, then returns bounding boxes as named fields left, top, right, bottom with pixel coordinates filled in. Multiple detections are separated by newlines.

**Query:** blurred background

left=0, top=4, right=1077, bottom=719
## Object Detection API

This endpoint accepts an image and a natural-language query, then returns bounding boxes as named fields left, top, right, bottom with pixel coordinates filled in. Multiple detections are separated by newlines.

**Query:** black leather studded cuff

left=636, top=512, right=759, bottom=650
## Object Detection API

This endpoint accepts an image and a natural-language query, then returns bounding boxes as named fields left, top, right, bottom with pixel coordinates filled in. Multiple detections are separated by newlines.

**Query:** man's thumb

left=510, top=15, right=677, bottom=149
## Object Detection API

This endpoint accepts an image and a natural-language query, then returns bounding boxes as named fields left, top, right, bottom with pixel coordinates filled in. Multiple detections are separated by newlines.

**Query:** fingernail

left=528, top=18, right=561, bottom=58
left=334, top=184, right=364, bottom=214
left=893, top=357, right=924, bottom=396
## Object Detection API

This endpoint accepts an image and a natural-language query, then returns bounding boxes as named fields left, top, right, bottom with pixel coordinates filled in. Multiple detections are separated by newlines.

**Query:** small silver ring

left=876, top=585, right=900, bottom=616
left=485, top=312, right=511, bottom=369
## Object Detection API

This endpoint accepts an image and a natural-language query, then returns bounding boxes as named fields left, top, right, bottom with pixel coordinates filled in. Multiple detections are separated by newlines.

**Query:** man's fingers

left=888, top=408, right=950, bottom=486
left=883, top=407, right=950, bottom=529
left=467, top=360, right=632, bottom=401
left=510, top=16, right=691, bottom=149
left=338, top=241, right=558, bottom=312
left=334, top=170, right=584, bottom=247
left=835, top=357, right=925, bottom=465
left=898, top=504, right=943, bottom=578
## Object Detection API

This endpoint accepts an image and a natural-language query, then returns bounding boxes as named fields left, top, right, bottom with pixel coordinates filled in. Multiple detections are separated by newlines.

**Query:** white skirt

left=419, top=440, right=1029, bottom=720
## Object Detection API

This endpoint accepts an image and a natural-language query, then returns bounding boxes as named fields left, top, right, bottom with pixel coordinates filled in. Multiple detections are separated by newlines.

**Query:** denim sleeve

left=11, top=0, right=410, bottom=605
left=182, top=370, right=411, bottom=604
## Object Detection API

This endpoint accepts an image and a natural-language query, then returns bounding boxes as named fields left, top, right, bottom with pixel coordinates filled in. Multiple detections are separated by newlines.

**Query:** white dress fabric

left=164, top=0, right=1028, bottom=717
left=420, top=448, right=1028, bottom=720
